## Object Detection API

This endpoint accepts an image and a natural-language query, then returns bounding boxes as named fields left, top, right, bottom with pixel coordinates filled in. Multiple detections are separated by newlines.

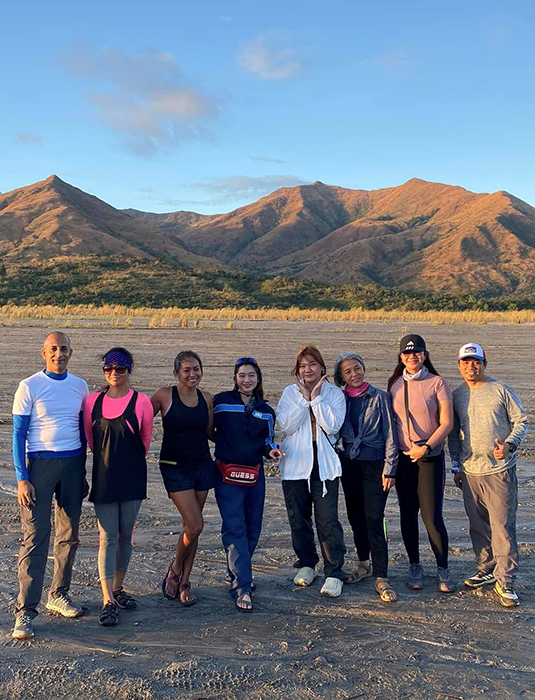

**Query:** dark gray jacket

left=339, top=385, right=398, bottom=476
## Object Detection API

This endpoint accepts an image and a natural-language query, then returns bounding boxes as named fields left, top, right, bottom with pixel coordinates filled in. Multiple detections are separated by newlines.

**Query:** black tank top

left=89, top=391, right=147, bottom=504
left=159, top=387, right=210, bottom=467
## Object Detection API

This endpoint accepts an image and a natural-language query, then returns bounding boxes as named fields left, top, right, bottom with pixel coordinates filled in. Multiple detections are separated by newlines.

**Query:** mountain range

left=2, top=174, right=535, bottom=294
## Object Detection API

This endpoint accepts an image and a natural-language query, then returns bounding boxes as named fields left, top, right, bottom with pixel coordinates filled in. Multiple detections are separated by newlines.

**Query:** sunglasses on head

left=235, top=357, right=257, bottom=367
left=103, top=365, right=128, bottom=375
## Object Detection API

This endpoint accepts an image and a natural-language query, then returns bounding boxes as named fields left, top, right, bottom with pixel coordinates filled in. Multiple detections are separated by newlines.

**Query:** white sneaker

left=293, top=566, right=317, bottom=587
left=12, top=613, right=34, bottom=639
left=46, top=592, right=83, bottom=618
left=320, top=577, right=343, bottom=598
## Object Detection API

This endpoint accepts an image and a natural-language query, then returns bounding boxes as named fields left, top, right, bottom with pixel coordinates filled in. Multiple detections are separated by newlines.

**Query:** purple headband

left=103, top=350, right=133, bottom=372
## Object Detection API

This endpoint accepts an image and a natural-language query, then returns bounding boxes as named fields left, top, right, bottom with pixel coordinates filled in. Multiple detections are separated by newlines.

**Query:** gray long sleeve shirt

left=449, top=377, right=528, bottom=476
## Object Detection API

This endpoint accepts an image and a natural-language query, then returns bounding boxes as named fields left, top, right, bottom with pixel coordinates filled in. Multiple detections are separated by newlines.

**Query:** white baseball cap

left=458, top=342, right=486, bottom=362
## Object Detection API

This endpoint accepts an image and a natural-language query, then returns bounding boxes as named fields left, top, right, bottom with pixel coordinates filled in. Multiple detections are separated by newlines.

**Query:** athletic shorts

left=159, top=459, right=215, bottom=494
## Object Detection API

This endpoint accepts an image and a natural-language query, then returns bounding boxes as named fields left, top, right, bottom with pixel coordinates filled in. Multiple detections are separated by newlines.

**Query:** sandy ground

left=0, top=319, right=534, bottom=700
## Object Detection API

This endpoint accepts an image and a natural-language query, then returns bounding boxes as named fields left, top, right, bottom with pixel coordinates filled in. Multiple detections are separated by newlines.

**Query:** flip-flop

left=179, top=582, right=198, bottom=607
left=162, top=562, right=181, bottom=600
left=235, top=593, right=253, bottom=612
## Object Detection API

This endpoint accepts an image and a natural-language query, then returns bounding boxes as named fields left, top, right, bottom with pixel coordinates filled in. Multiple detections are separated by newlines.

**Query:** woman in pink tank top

left=83, top=347, right=153, bottom=627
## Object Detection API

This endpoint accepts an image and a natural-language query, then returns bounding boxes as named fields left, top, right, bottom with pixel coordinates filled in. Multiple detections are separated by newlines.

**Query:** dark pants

left=282, top=451, right=347, bottom=580
left=16, top=455, right=85, bottom=618
left=463, top=467, right=518, bottom=586
left=395, top=451, right=449, bottom=569
left=215, top=468, right=265, bottom=599
left=341, top=457, right=389, bottom=578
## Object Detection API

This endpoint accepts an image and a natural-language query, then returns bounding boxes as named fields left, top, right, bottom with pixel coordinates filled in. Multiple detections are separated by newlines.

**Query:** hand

left=297, top=378, right=311, bottom=401
left=453, top=472, right=463, bottom=490
left=403, top=442, right=429, bottom=463
left=310, top=375, right=328, bottom=401
left=83, top=478, right=90, bottom=499
left=493, top=439, right=510, bottom=461
left=17, top=480, right=36, bottom=509
left=382, top=475, right=395, bottom=491
left=269, top=448, right=285, bottom=460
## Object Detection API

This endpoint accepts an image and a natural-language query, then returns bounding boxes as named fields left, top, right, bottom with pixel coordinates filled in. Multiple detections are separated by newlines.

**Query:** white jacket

left=276, top=381, right=346, bottom=485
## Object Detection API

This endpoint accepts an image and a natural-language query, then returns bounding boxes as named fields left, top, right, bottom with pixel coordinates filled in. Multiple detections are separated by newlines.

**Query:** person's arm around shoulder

left=151, top=386, right=171, bottom=417
left=311, top=381, right=346, bottom=434
left=202, top=390, right=214, bottom=441
left=137, top=393, right=154, bottom=456
left=276, top=385, right=310, bottom=435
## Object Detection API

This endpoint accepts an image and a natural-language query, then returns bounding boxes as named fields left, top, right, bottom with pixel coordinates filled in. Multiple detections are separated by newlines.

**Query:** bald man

left=12, top=332, right=89, bottom=639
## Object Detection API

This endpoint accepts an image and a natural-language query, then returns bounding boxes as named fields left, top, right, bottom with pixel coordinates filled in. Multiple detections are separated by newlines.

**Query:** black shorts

left=159, top=459, right=215, bottom=494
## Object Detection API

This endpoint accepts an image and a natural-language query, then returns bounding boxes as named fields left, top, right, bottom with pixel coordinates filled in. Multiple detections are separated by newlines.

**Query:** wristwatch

left=424, top=444, right=432, bottom=454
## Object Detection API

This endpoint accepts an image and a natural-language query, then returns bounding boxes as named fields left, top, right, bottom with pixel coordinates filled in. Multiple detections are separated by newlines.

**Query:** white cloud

left=15, top=131, right=41, bottom=144
left=59, top=44, right=221, bottom=156
left=192, top=174, right=308, bottom=200
left=250, top=156, right=286, bottom=164
left=238, top=35, right=301, bottom=79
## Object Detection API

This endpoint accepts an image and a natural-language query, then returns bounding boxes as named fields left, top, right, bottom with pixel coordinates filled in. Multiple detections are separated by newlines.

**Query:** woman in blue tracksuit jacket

left=213, top=358, right=283, bottom=612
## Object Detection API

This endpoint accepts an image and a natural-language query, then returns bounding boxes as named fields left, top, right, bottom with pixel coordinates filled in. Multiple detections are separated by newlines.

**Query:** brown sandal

left=179, top=582, right=197, bottom=607
left=162, top=562, right=181, bottom=600
left=375, top=578, right=398, bottom=603
left=345, top=561, right=373, bottom=585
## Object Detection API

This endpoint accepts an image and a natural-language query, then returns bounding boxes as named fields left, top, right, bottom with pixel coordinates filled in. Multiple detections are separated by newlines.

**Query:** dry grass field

left=0, top=315, right=534, bottom=700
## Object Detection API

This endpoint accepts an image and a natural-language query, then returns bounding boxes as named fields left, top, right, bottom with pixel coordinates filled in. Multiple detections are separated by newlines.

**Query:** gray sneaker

left=407, top=564, right=424, bottom=590
left=46, top=592, right=83, bottom=618
left=437, top=567, right=456, bottom=593
left=12, top=613, right=34, bottom=639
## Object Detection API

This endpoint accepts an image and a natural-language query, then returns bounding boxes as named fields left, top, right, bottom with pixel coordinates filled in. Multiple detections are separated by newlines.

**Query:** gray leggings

left=94, top=500, right=142, bottom=581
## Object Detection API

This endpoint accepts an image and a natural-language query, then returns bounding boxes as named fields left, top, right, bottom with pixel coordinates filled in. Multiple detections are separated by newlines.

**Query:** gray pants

left=16, top=455, right=85, bottom=618
left=463, top=466, right=518, bottom=586
left=94, top=500, right=142, bottom=580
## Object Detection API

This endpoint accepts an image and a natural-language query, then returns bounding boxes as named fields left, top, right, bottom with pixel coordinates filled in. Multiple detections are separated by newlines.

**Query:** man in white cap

left=449, top=342, right=528, bottom=607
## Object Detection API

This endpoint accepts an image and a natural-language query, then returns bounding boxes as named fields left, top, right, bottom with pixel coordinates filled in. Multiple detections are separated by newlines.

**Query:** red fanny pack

left=217, top=460, right=260, bottom=486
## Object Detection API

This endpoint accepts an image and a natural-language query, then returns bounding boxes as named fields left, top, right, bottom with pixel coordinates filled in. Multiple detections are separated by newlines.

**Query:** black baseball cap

left=399, top=334, right=426, bottom=353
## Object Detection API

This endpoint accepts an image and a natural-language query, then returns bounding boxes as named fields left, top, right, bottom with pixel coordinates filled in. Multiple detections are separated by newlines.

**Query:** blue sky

left=1, top=0, right=534, bottom=213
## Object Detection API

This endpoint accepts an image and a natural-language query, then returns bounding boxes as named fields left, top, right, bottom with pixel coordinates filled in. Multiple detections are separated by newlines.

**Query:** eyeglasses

left=103, top=365, right=128, bottom=375
left=235, top=357, right=257, bottom=366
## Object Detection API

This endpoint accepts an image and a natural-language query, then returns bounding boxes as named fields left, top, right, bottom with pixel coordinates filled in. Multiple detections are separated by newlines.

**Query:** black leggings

left=395, top=451, right=449, bottom=569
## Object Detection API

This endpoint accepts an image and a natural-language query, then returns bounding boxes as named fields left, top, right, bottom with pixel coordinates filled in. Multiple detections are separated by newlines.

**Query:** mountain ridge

left=2, top=175, right=535, bottom=294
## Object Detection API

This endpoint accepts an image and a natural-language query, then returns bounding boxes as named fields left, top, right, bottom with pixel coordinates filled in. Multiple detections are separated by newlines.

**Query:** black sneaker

left=113, top=588, right=137, bottom=610
left=99, top=602, right=119, bottom=626
left=464, top=571, right=496, bottom=588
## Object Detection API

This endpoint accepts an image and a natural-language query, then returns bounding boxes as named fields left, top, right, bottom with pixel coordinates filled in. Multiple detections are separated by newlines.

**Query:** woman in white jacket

left=276, top=346, right=348, bottom=597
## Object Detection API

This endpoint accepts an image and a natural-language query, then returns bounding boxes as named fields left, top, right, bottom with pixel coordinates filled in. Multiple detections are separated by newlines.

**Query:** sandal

left=375, top=578, right=398, bottom=603
left=179, top=582, right=198, bottom=607
left=113, top=588, right=137, bottom=610
left=99, top=601, right=119, bottom=626
left=162, top=562, right=181, bottom=600
left=235, top=593, right=253, bottom=612
left=345, top=561, right=372, bottom=585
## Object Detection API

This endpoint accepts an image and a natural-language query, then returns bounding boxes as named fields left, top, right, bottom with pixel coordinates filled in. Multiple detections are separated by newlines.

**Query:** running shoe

left=493, top=582, right=519, bottom=607
left=406, top=563, right=424, bottom=590
left=46, top=592, right=83, bottom=618
left=464, top=571, right=496, bottom=588
left=12, top=613, right=34, bottom=639
left=437, top=567, right=456, bottom=593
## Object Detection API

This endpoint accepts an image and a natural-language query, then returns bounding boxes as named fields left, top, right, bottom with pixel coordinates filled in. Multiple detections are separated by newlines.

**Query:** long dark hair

left=233, top=361, right=264, bottom=400
left=387, top=352, right=440, bottom=392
